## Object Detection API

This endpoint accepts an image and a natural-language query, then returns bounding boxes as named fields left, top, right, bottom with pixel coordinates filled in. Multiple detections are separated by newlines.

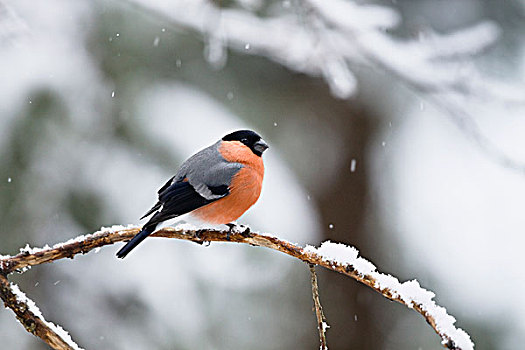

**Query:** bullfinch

left=116, top=130, right=269, bottom=258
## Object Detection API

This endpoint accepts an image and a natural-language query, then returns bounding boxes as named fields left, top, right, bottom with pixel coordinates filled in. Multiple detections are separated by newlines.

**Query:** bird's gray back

left=175, top=141, right=242, bottom=199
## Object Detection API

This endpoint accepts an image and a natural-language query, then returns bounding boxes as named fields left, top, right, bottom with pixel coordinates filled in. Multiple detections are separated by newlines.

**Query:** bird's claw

left=240, top=226, right=251, bottom=238
left=193, top=229, right=211, bottom=247
left=225, top=223, right=235, bottom=241
left=194, top=229, right=207, bottom=239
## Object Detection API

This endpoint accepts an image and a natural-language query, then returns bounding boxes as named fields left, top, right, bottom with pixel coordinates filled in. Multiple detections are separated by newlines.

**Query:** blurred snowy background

left=1, top=0, right=525, bottom=349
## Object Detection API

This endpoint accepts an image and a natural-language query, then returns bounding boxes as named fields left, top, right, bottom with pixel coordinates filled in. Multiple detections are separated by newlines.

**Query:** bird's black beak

left=254, top=139, right=269, bottom=154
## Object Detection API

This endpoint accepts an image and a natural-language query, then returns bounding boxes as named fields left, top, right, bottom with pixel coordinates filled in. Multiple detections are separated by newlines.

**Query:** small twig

left=0, top=274, right=82, bottom=350
left=0, top=225, right=472, bottom=349
left=309, top=264, right=328, bottom=350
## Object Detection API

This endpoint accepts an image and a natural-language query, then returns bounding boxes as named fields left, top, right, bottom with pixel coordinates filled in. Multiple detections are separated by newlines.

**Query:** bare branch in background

left=1, top=224, right=473, bottom=350
left=309, top=264, right=328, bottom=350
left=125, top=0, right=525, bottom=174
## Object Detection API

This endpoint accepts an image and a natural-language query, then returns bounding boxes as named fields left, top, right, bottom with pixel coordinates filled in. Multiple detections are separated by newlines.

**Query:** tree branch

left=0, top=273, right=82, bottom=350
left=0, top=224, right=473, bottom=350
left=124, top=0, right=525, bottom=176
left=309, top=264, right=328, bottom=350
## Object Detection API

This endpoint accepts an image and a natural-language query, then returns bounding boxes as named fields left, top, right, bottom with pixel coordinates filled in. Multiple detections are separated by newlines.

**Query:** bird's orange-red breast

left=192, top=140, right=264, bottom=224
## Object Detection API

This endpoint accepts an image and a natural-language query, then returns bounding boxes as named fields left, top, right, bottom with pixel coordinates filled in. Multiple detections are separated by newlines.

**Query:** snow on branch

left=1, top=224, right=473, bottom=350
left=304, top=242, right=473, bottom=350
left=126, top=0, right=525, bottom=174
left=0, top=274, right=83, bottom=350
left=127, top=0, right=523, bottom=102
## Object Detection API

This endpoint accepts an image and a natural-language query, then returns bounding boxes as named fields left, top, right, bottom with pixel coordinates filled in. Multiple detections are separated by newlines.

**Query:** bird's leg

left=225, top=223, right=235, bottom=241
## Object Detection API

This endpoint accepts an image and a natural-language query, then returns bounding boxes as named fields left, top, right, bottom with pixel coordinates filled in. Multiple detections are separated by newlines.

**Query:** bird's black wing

left=116, top=181, right=227, bottom=258
left=140, top=176, right=175, bottom=220
left=145, top=181, right=229, bottom=226
left=157, top=176, right=176, bottom=194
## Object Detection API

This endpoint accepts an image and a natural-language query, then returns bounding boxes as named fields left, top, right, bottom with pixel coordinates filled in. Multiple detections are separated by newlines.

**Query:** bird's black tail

left=116, top=224, right=156, bottom=259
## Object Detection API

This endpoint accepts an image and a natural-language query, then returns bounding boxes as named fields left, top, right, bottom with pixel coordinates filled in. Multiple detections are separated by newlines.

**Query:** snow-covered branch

left=125, top=0, right=525, bottom=174
left=0, top=274, right=82, bottom=350
left=127, top=0, right=525, bottom=103
left=1, top=224, right=473, bottom=350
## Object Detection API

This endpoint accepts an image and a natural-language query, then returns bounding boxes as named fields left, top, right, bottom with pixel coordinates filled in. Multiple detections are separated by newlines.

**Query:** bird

left=116, top=129, right=269, bottom=258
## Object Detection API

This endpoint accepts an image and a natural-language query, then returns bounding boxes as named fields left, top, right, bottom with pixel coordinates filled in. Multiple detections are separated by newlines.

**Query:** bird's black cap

left=222, top=130, right=268, bottom=156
